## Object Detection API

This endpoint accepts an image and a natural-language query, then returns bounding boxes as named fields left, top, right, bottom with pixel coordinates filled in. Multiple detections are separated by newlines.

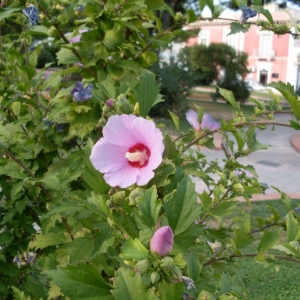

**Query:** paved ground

left=192, top=113, right=300, bottom=201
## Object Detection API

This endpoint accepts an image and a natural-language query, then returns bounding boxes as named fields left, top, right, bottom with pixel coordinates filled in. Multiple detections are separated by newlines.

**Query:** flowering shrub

left=0, top=1, right=300, bottom=299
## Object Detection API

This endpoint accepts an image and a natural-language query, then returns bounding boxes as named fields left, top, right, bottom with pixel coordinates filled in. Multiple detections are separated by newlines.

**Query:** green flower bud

left=128, top=188, right=145, bottom=206
left=135, top=259, right=151, bottom=275
left=160, top=256, right=174, bottom=270
left=168, top=265, right=182, bottom=283
left=150, top=271, right=160, bottom=284
left=111, top=191, right=125, bottom=205
left=264, top=218, right=272, bottom=225
left=233, top=183, right=244, bottom=195
left=116, top=95, right=133, bottom=114
left=174, top=12, right=184, bottom=22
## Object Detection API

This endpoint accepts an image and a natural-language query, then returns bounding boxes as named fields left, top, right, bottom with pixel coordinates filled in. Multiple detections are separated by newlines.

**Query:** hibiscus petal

left=132, top=117, right=164, bottom=154
left=147, top=148, right=163, bottom=170
left=201, top=113, right=221, bottom=131
left=104, top=166, right=141, bottom=188
left=103, top=115, right=140, bottom=146
left=90, top=139, right=128, bottom=173
left=136, top=168, right=155, bottom=186
left=186, top=110, right=200, bottom=131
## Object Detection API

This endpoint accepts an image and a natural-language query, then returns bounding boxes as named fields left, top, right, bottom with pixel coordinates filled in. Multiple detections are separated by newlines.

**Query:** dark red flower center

left=126, top=143, right=150, bottom=168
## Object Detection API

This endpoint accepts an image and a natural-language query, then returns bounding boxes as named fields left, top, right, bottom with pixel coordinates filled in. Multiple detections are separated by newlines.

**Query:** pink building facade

left=185, top=3, right=300, bottom=90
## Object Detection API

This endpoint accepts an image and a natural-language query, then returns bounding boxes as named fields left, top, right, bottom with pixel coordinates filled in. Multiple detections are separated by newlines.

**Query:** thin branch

left=232, top=120, right=292, bottom=128
left=133, top=22, right=184, bottom=61
left=192, top=17, right=300, bottom=38
left=182, top=129, right=219, bottom=152
left=183, top=120, right=293, bottom=152
left=4, top=150, right=74, bottom=240
left=199, top=188, right=232, bottom=224
left=246, top=274, right=277, bottom=295
left=4, top=150, right=34, bottom=176
left=248, top=222, right=277, bottom=235
left=203, top=253, right=300, bottom=267
left=8, top=108, right=28, bottom=136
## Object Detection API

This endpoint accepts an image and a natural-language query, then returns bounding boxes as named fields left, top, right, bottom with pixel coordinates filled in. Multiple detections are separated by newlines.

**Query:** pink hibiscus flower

left=150, top=226, right=174, bottom=256
left=186, top=110, right=220, bottom=132
left=90, top=115, right=164, bottom=188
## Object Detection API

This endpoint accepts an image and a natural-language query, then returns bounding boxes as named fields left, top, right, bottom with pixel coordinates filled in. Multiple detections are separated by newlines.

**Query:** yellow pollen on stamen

left=125, top=149, right=149, bottom=164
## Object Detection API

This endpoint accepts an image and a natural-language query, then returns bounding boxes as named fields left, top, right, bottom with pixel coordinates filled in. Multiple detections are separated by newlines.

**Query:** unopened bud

left=116, top=95, right=133, bottom=114
left=135, top=259, right=151, bottom=275
left=150, top=226, right=174, bottom=256
left=150, top=271, right=160, bottom=284
left=233, top=183, right=244, bottom=195
left=168, top=265, right=182, bottom=283
left=111, top=191, right=125, bottom=205
left=160, top=256, right=174, bottom=270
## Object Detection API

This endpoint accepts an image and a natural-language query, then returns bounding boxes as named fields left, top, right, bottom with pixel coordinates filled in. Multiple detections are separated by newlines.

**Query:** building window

left=223, top=27, right=244, bottom=51
left=227, top=33, right=238, bottom=50
left=259, top=32, right=273, bottom=59
left=198, top=30, right=210, bottom=46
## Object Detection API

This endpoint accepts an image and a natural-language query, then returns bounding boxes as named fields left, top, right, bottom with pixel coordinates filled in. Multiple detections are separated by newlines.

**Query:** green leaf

left=103, top=29, right=124, bottom=49
left=92, top=229, right=116, bottom=256
left=212, top=201, right=237, bottom=217
left=287, top=211, right=300, bottom=242
left=82, top=158, right=110, bottom=194
left=218, top=87, right=236, bottom=108
left=61, top=237, right=94, bottom=265
left=56, top=48, right=79, bottom=65
left=228, top=22, right=248, bottom=35
left=147, top=161, right=176, bottom=188
left=157, top=281, right=184, bottom=300
left=114, top=268, right=156, bottom=300
left=133, top=69, right=159, bottom=117
left=28, top=25, right=49, bottom=36
left=137, top=187, right=161, bottom=228
left=29, top=233, right=65, bottom=250
left=185, top=253, right=202, bottom=281
left=110, top=210, right=138, bottom=238
left=46, top=265, right=113, bottom=299
left=232, top=225, right=253, bottom=249
left=164, top=175, right=200, bottom=235
left=168, top=110, right=180, bottom=131
left=0, top=7, right=21, bottom=21
left=174, top=223, right=203, bottom=251
left=273, top=242, right=300, bottom=258
left=186, top=9, right=197, bottom=23
left=121, top=238, right=149, bottom=260
left=96, top=76, right=116, bottom=99
left=11, top=286, right=31, bottom=300
left=203, top=0, right=215, bottom=14
left=220, top=273, right=232, bottom=295
left=267, top=82, right=300, bottom=119
left=253, top=6, right=274, bottom=25
left=258, top=229, right=280, bottom=252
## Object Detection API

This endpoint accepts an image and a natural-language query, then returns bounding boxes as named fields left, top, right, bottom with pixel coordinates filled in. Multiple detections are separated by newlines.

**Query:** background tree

left=179, top=42, right=251, bottom=102
left=149, top=58, right=193, bottom=118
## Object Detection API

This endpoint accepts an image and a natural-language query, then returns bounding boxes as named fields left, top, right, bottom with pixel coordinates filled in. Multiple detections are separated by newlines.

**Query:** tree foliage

left=179, top=43, right=250, bottom=102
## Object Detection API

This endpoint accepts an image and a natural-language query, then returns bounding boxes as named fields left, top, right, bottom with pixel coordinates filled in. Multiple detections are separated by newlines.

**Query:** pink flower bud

left=105, top=98, right=115, bottom=108
left=150, top=226, right=174, bottom=256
